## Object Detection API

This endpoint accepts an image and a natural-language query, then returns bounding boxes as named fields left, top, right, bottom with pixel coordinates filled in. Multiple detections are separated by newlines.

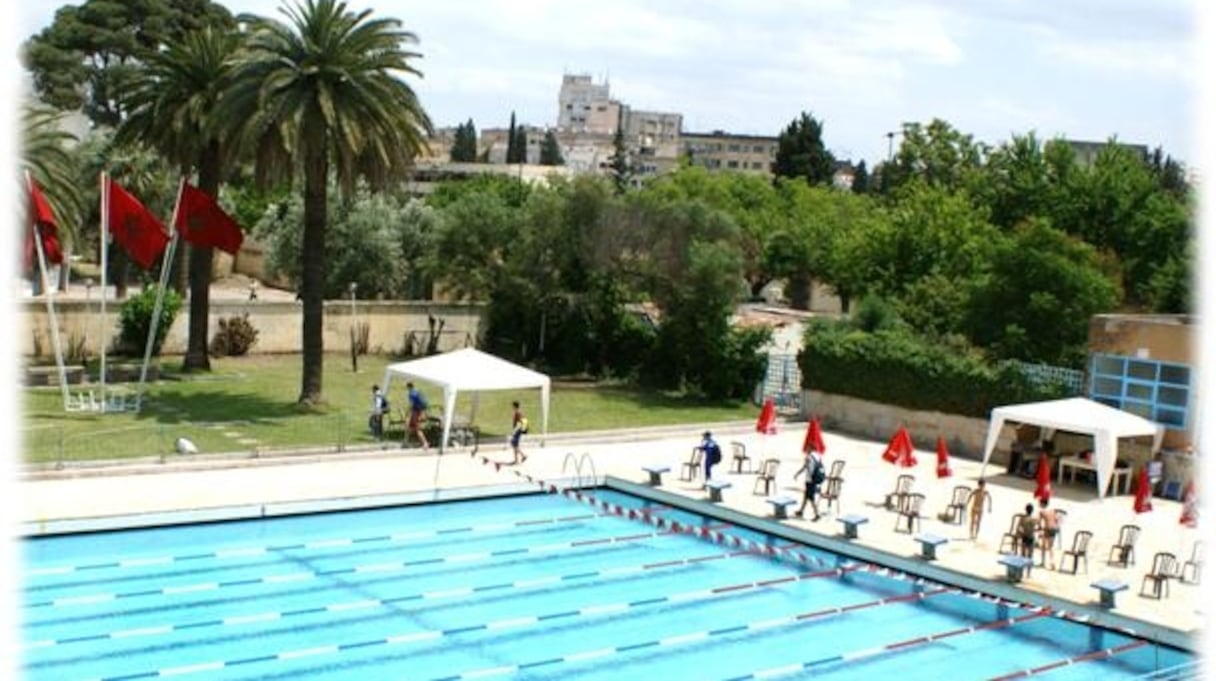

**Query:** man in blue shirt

left=406, top=382, right=430, bottom=450
left=701, top=431, right=722, bottom=481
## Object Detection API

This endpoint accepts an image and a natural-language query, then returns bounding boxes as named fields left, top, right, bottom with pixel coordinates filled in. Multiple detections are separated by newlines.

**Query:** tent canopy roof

left=989, top=397, right=1162, bottom=441
left=383, top=348, right=549, bottom=392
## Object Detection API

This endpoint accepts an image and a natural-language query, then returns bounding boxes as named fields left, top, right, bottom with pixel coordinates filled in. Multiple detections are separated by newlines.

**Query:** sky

left=11, top=0, right=1202, bottom=169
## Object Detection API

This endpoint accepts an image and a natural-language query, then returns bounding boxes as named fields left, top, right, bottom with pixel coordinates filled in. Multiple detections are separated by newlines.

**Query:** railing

left=19, top=410, right=492, bottom=470
left=561, top=451, right=598, bottom=489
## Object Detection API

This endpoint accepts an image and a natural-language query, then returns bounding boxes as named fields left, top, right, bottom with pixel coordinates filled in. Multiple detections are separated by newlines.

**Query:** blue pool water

left=21, top=488, right=1194, bottom=680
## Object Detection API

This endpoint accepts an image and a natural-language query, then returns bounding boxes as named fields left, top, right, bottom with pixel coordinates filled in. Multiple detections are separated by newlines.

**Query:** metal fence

left=757, top=353, right=802, bottom=413
left=1013, top=360, right=1085, bottom=395
left=19, top=411, right=479, bottom=470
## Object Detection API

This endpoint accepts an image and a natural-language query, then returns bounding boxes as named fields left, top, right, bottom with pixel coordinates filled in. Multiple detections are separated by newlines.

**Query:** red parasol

left=755, top=397, right=777, bottom=435
left=935, top=436, right=952, bottom=479
left=882, top=426, right=916, bottom=467
left=1032, top=452, right=1052, bottom=501
left=1133, top=466, right=1153, bottom=514
left=1180, top=480, right=1198, bottom=527
left=802, top=417, right=826, bottom=454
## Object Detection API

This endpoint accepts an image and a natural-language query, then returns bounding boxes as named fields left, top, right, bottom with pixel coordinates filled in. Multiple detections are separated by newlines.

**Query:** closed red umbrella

left=1133, top=467, right=1153, bottom=514
left=882, top=426, right=916, bottom=467
left=802, top=417, right=826, bottom=454
left=935, top=436, right=952, bottom=479
left=755, top=397, right=777, bottom=435
left=1180, top=480, right=1198, bottom=527
left=1033, top=452, right=1052, bottom=501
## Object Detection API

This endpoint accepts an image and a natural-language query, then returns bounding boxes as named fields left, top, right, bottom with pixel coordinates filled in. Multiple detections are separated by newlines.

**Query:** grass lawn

left=20, top=353, right=760, bottom=465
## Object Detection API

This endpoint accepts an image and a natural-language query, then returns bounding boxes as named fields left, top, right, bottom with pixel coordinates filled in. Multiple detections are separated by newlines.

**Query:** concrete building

left=557, top=74, right=619, bottom=134
left=682, top=131, right=777, bottom=176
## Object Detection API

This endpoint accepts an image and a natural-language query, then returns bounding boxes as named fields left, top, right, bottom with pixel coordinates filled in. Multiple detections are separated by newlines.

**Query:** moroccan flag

left=175, top=182, right=245, bottom=254
left=107, top=178, right=169, bottom=269
left=25, top=178, right=63, bottom=269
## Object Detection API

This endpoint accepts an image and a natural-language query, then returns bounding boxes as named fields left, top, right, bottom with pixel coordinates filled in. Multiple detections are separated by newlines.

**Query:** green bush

left=117, top=286, right=182, bottom=357
left=210, top=314, right=260, bottom=357
left=799, top=320, right=1068, bottom=418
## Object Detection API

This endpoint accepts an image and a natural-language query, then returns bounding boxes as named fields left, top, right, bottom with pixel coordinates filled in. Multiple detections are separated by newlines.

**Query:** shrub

left=210, top=314, right=259, bottom=357
left=118, top=286, right=182, bottom=356
left=799, top=320, right=1065, bottom=418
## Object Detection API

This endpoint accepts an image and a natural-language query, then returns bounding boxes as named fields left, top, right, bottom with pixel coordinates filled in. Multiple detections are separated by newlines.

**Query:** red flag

left=935, top=436, right=952, bottom=479
left=175, top=182, right=245, bottom=254
left=1032, top=452, right=1052, bottom=501
left=1180, top=480, right=1198, bottom=528
left=108, top=178, right=169, bottom=269
left=802, top=417, right=826, bottom=454
left=882, top=426, right=916, bottom=466
left=1133, top=467, right=1153, bottom=514
left=24, top=179, right=63, bottom=269
left=755, top=398, right=777, bottom=435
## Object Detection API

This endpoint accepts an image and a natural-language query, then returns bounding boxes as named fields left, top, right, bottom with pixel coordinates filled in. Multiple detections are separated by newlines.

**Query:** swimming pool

left=21, top=485, right=1196, bottom=680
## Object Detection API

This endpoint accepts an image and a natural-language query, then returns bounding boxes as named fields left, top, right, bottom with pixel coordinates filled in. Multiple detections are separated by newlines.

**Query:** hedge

left=799, top=322, right=1069, bottom=418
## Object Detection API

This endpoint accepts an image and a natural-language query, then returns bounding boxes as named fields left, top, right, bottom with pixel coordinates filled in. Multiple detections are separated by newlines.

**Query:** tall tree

left=773, top=111, right=835, bottom=186
left=23, top=0, right=234, bottom=128
left=881, top=118, right=985, bottom=195
left=223, top=0, right=432, bottom=405
left=609, top=115, right=632, bottom=194
left=506, top=111, right=519, bottom=164
left=851, top=160, right=869, bottom=194
left=450, top=119, right=477, bottom=162
left=513, top=125, right=528, bottom=164
left=117, top=25, right=241, bottom=372
left=539, top=129, right=563, bottom=166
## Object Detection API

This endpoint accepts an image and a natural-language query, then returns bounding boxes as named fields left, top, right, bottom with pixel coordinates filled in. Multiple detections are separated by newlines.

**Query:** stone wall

left=22, top=299, right=487, bottom=358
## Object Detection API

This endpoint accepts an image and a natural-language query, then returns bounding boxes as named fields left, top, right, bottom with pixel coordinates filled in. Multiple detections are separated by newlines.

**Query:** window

left=751, top=162, right=763, bottom=169
left=728, top=144, right=740, bottom=152
left=727, top=160, right=739, bottom=168
left=753, top=145, right=764, bottom=153
left=1088, top=353, right=1193, bottom=430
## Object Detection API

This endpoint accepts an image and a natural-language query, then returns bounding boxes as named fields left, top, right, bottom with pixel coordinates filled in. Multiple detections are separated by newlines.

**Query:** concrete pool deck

left=19, top=420, right=1205, bottom=645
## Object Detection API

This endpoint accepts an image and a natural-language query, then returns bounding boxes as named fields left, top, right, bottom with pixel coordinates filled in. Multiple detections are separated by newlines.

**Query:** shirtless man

left=966, top=478, right=993, bottom=540
left=1038, top=497, right=1061, bottom=569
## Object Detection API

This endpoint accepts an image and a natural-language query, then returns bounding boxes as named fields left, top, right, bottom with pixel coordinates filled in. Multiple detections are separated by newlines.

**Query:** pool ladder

left=561, top=452, right=598, bottom=490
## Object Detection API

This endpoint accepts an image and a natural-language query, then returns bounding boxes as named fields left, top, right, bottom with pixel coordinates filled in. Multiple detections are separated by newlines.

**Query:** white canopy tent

left=980, top=397, right=1165, bottom=498
left=381, top=348, right=550, bottom=452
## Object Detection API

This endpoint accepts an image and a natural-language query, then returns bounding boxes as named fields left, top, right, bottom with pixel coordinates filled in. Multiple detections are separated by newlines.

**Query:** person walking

left=1038, top=497, right=1060, bottom=569
left=510, top=400, right=528, bottom=464
left=966, top=478, right=993, bottom=540
left=793, top=449, right=825, bottom=521
left=406, top=382, right=430, bottom=450
left=369, top=384, right=388, bottom=439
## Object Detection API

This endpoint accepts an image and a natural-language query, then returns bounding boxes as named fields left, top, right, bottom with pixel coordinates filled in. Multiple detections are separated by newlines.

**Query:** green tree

left=223, top=0, right=433, bottom=405
left=773, top=111, right=835, bottom=186
left=609, top=116, right=632, bottom=194
left=966, top=219, right=1121, bottom=365
left=539, top=129, right=563, bottom=165
left=449, top=119, right=478, bottom=162
left=506, top=111, right=519, bottom=164
left=117, top=25, right=241, bottom=372
left=851, top=160, right=869, bottom=194
left=514, top=126, right=528, bottom=164
left=23, top=0, right=233, bottom=127
left=881, top=119, right=985, bottom=195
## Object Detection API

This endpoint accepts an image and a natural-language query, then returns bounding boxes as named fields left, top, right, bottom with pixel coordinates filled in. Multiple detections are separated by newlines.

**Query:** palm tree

left=21, top=103, right=84, bottom=292
left=222, top=0, right=432, bottom=405
left=117, top=25, right=240, bottom=372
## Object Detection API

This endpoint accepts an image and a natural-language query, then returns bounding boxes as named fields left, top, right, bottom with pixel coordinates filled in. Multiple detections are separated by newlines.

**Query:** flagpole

left=135, top=178, right=185, bottom=412
left=100, top=172, right=109, bottom=412
left=26, top=171, right=72, bottom=410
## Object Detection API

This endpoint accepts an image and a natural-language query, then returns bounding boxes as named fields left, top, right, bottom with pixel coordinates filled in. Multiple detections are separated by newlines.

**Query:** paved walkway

left=18, top=420, right=1204, bottom=641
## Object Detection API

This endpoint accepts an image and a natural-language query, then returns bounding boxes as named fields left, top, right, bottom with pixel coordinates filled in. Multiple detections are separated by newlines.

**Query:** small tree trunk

left=182, top=142, right=222, bottom=372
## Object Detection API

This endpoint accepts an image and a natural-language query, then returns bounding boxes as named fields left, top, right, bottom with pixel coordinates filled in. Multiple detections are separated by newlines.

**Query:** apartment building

left=557, top=74, right=620, bottom=134
left=682, top=130, right=778, bottom=176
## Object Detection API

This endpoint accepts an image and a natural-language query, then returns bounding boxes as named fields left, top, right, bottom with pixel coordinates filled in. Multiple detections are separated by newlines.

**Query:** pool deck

left=19, top=420, right=1205, bottom=644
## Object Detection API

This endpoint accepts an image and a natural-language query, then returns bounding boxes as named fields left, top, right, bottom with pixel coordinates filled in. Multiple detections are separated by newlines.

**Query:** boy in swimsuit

left=966, top=478, right=993, bottom=540
left=1017, top=503, right=1039, bottom=560
left=1039, top=497, right=1060, bottom=569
